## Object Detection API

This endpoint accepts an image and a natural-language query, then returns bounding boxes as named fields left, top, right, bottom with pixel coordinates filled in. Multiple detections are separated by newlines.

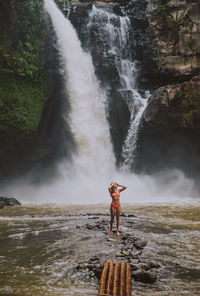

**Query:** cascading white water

left=1, top=1, right=195, bottom=205
left=88, top=6, right=149, bottom=172
left=44, top=0, right=115, bottom=177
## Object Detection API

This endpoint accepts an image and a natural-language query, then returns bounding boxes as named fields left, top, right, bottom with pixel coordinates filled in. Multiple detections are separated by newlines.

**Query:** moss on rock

left=0, top=75, right=46, bottom=147
left=0, top=0, right=47, bottom=152
left=171, top=77, right=200, bottom=128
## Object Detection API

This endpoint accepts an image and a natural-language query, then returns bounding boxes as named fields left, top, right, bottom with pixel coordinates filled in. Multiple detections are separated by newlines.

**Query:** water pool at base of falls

left=0, top=204, right=199, bottom=296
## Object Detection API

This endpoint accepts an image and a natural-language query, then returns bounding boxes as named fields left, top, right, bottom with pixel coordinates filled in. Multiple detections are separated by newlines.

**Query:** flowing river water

left=0, top=203, right=200, bottom=296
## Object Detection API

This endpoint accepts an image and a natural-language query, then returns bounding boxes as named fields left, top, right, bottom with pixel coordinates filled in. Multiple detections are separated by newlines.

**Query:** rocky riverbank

left=73, top=213, right=160, bottom=284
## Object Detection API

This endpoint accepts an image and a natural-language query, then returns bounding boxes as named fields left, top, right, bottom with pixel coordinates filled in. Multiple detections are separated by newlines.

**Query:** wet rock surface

left=0, top=196, right=21, bottom=209
left=72, top=213, right=160, bottom=284
left=137, top=75, right=200, bottom=175
left=143, top=0, right=200, bottom=82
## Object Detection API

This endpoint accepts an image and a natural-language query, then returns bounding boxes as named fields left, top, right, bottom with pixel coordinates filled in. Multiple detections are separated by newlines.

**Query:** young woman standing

left=108, top=182, right=127, bottom=236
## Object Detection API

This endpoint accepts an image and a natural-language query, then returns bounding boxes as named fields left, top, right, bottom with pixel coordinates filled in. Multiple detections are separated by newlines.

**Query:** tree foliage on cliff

left=0, top=0, right=47, bottom=148
left=0, top=0, right=45, bottom=80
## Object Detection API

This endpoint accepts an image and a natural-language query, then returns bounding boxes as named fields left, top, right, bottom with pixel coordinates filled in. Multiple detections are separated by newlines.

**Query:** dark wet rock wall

left=136, top=75, right=200, bottom=176
left=134, top=0, right=200, bottom=176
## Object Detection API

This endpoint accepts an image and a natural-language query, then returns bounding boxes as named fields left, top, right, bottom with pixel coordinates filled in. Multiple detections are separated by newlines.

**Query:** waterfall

left=88, top=6, right=149, bottom=172
left=0, top=1, right=195, bottom=205
left=44, top=0, right=115, bottom=177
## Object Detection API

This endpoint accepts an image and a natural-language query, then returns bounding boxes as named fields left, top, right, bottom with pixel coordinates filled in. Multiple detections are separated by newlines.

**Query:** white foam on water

left=45, top=0, right=115, bottom=177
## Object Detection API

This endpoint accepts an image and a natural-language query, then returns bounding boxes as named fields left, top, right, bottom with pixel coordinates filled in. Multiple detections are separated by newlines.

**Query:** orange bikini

left=111, top=192, right=120, bottom=209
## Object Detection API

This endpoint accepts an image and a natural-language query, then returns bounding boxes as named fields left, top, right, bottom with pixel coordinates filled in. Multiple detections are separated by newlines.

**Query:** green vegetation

left=155, top=0, right=181, bottom=33
left=0, top=75, right=46, bottom=144
left=155, top=0, right=168, bottom=14
left=172, top=83, right=200, bottom=128
left=0, top=0, right=47, bottom=148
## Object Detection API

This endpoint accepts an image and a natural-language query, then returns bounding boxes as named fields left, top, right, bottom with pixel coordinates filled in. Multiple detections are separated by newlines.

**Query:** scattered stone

left=121, top=234, right=129, bottom=241
left=139, top=262, right=151, bottom=271
left=94, top=266, right=103, bottom=280
left=133, top=270, right=157, bottom=283
left=133, top=239, right=147, bottom=250
left=71, top=213, right=160, bottom=285
left=116, top=251, right=125, bottom=258
left=89, top=256, right=99, bottom=262
left=131, top=264, right=140, bottom=271
left=126, top=223, right=134, bottom=227
left=131, top=258, right=140, bottom=265
left=88, top=216, right=99, bottom=219
left=85, top=224, right=95, bottom=230
left=149, top=260, right=161, bottom=269
left=129, top=250, right=142, bottom=258
left=0, top=202, right=5, bottom=209
left=107, top=237, right=116, bottom=242
left=133, top=268, right=143, bottom=277
left=121, top=250, right=130, bottom=256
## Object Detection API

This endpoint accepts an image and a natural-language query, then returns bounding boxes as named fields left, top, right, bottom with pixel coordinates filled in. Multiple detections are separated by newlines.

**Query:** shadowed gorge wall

left=135, top=0, right=200, bottom=176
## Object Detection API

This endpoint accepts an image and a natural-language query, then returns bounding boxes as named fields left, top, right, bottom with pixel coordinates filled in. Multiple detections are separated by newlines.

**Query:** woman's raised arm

left=108, top=183, right=113, bottom=193
left=117, top=184, right=127, bottom=192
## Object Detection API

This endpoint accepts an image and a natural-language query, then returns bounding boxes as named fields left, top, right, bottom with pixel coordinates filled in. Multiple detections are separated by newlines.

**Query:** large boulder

left=133, top=269, right=157, bottom=283
left=136, top=75, right=200, bottom=175
left=0, top=196, right=21, bottom=209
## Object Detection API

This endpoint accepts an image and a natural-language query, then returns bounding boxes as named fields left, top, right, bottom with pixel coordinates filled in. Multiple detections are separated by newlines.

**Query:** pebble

left=107, top=237, right=117, bottom=242
left=134, top=239, right=147, bottom=249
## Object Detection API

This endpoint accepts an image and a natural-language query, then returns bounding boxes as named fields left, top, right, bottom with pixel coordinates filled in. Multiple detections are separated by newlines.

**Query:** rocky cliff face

left=136, top=0, right=200, bottom=176
left=144, top=0, right=200, bottom=82
left=137, top=75, right=200, bottom=175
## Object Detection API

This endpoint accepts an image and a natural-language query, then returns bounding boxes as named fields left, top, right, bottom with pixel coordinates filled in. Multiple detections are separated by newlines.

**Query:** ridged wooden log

left=120, top=260, right=125, bottom=296
left=112, top=262, right=120, bottom=296
left=106, top=260, right=114, bottom=295
left=99, top=261, right=110, bottom=295
left=126, top=262, right=131, bottom=296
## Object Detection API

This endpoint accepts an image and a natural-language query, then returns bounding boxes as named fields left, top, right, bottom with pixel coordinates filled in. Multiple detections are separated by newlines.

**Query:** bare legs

left=110, top=205, right=121, bottom=236
left=110, top=205, right=115, bottom=234
left=116, top=205, right=121, bottom=236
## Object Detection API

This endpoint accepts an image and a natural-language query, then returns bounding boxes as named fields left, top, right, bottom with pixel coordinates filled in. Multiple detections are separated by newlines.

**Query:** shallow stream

left=0, top=203, right=200, bottom=295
